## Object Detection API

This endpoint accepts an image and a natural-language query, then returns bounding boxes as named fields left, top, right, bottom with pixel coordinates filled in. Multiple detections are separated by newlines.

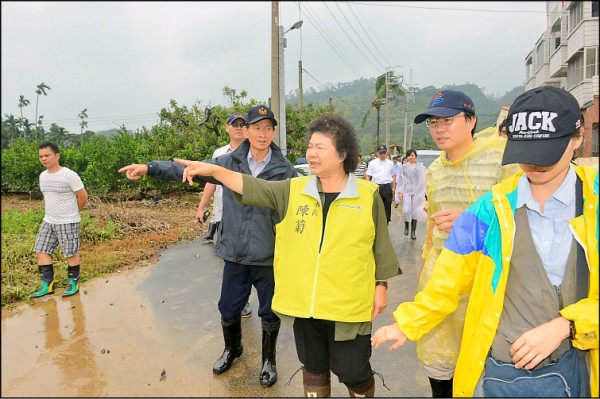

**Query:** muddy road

left=2, top=207, right=430, bottom=397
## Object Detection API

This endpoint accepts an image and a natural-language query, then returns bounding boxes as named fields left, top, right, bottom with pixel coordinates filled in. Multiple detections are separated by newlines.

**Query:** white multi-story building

left=525, top=1, right=599, bottom=158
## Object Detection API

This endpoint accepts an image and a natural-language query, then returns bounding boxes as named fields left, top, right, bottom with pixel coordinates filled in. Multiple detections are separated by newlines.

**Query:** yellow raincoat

left=418, top=131, right=517, bottom=368
left=395, top=166, right=599, bottom=396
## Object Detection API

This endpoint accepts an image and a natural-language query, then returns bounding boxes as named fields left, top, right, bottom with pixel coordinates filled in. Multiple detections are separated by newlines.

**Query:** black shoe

left=213, top=318, right=243, bottom=374
left=241, top=302, right=252, bottom=318
left=410, top=219, right=417, bottom=240
left=395, top=203, right=399, bottom=208
left=404, top=222, right=409, bottom=236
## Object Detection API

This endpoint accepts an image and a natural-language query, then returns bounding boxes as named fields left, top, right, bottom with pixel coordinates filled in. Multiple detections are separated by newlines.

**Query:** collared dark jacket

left=147, top=139, right=297, bottom=266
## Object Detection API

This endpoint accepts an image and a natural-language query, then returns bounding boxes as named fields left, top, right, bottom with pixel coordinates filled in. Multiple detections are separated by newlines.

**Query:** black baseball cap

left=377, top=145, right=387, bottom=153
left=414, top=90, right=476, bottom=124
left=246, top=105, right=278, bottom=126
left=227, top=112, right=246, bottom=124
left=501, top=86, right=581, bottom=167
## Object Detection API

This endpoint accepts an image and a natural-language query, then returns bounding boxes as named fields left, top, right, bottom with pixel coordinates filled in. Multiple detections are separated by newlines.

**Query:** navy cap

left=502, top=86, right=581, bottom=167
left=227, top=112, right=246, bottom=124
left=414, top=90, right=476, bottom=124
left=377, top=145, right=387, bottom=153
left=246, top=105, right=277, bottom=127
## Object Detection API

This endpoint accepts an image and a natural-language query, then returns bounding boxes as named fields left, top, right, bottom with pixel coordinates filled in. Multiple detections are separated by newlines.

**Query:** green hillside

left=288, top=79, right=524, bottom=154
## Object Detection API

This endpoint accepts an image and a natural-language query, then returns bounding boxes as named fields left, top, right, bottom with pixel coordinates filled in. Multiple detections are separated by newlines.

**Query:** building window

left=592, top=1, right=599, bottom=18
left=569, top=1, right=583, bottom=32
left=585, top=47, right=598, bottom=79
left=526, top=57, right=533, bottom=80
left=567, top=51, right=584, bottom=88
left=551, top=21, right=561, bottom=50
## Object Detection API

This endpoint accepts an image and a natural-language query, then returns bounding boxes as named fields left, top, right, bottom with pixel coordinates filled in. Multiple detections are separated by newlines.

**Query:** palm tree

left=48, top=123, right=68, bottom=146
left=360, top=72, right=404, bottom=148
left=34, top=82, right=51, bottom=129
left=2, top=114, right=19, bottom=146
left=361, top=98, right=385, bottom=148
left=17, top=117, right=35, bottom=139
left=78, top=108, right=88, bottom=146
left=18, top=95, right=30, bottom=119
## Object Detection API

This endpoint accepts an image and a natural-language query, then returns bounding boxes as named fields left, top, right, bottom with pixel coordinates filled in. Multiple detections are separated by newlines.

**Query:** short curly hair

left=306, top=114, right=359, bottom=174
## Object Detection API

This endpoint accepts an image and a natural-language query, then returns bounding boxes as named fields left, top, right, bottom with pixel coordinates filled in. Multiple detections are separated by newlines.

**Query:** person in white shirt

left=365, top=145, right=396, bottom=224
left=31, top=141, right=88, bottom=298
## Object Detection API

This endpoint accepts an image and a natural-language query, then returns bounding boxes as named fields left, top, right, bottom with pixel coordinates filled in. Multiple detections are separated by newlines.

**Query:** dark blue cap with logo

left=377, top=145, right=387, bottom=153
left=227, top=112, right=246, bottom=124
left=414, top=90, right=476, bottom=124
left=246, top=105, right=278, bottom=126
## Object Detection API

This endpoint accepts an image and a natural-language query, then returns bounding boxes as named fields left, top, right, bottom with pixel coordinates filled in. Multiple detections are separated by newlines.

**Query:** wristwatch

left=569, top=320, right=576, bottom=340
left=375, top=280, right=388, bottom=288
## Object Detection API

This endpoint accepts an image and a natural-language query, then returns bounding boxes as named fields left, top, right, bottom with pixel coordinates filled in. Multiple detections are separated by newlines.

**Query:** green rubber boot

left=30, top=280, right=55, bottom=298
left=62, top=279, right=79, bottom=297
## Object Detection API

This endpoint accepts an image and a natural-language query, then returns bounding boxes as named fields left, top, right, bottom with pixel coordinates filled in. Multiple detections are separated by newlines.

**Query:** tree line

left=1, top=86, right=332, bottom=198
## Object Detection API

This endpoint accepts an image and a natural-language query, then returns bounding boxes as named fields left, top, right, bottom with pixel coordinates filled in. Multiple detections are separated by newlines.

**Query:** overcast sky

left=1, top=1, right=548, bottom=133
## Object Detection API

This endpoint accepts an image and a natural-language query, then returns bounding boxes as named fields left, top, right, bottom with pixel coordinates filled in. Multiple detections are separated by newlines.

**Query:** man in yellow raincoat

left=373, top=86, right=598, bottom=397
left=397, top=89, right=517, bottom=397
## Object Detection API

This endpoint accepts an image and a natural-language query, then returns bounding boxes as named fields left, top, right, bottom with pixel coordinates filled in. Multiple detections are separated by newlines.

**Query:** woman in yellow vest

left=175, top=114, right=400, bottom=397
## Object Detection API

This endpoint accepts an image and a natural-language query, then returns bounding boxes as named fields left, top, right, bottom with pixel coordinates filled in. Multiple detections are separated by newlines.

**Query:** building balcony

left=549, top=44, right=568, bottom=78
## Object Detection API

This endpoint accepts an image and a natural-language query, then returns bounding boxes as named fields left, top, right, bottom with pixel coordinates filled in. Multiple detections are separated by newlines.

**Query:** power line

left=345, top=1, right=396, bottom=68
left=321, top=2, right=383, bottom=74
left=302, top=67, right=365, bottom=114
left=300, top=2, right=365, bottom=77
left=348, top=2, right=546, bottom=13
left=334, top=2, right=387, bottom=71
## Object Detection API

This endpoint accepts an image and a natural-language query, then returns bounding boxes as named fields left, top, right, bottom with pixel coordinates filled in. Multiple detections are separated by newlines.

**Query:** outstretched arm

left=371, top=323, right=409, bottom=350
left=174, top=158, right=244, bottom=194
left=118, top=163, right=148, bottom=180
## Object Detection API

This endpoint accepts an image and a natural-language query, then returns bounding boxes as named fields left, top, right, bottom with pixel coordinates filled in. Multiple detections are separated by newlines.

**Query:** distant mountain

left=95, top=128, right=133, bottom=138
left=288, top=78, right=524, bottom=153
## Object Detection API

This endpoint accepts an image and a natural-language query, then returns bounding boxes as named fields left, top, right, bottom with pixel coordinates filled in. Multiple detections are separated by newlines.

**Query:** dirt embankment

left=1, top=193, right=208, bottom=300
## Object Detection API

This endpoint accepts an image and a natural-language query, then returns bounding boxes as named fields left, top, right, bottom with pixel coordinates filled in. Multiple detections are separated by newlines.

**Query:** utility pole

left=385, top=70, right=391, bottom=150
left=279, top=25, right=286, bottom=155
left=298, top=60, right=303, bottom=110
left=271, top=1, right=280, bottom=146
left=385, top=66, right=401, bottom=151
left=403, top=69, right=419, bottom=154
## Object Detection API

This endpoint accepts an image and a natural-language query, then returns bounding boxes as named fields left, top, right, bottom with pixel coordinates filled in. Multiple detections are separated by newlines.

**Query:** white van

left=415, top=149, right=442, bottom=168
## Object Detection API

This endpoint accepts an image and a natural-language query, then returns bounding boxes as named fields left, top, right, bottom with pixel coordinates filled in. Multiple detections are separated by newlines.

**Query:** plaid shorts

left=34, top=221, right=81, bottom=258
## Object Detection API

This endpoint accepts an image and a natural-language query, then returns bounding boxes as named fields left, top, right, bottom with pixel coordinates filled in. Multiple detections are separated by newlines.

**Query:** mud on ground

left=1, top=193, right=208, bottom=305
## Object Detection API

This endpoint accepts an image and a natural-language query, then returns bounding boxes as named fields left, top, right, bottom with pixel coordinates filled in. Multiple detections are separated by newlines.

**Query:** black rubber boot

left=347, top=375, right=375, bottom=397
left=259, top=319, right=280, bottom=387
left=303, top=369, right=331, bottom=397
left=404, top=222, right=409, bottom=236
left=213, top=317, right=243, bottom=374
left=428, top=377, right=453, bottom=398
left=211, top=221, right=221, bottom=243
left=204, top=223, right=216, bottom=241
left=410, top=219, right=417, bottom=240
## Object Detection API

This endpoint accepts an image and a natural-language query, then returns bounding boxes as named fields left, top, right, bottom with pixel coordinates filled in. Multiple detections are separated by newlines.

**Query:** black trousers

left=293, top=317, right=373, bottom=387
left=218, top=260, right=279, bottom=323
left=378, top=183, right=393, bottom=222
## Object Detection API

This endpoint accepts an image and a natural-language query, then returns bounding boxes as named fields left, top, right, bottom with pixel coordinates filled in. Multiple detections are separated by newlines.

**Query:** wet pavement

left=2, top=206, right=430, bottom=397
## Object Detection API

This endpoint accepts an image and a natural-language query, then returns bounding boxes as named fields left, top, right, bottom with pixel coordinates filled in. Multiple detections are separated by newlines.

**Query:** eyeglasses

left=425, top=113, right=464, bottom=128
left=230, top=122, right=245, bottom=128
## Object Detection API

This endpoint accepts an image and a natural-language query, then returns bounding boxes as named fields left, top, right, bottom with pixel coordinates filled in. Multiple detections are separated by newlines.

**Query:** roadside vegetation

left=1, top=194, right=201, bottom=306
left=1, top=87, right=335, bottom=307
